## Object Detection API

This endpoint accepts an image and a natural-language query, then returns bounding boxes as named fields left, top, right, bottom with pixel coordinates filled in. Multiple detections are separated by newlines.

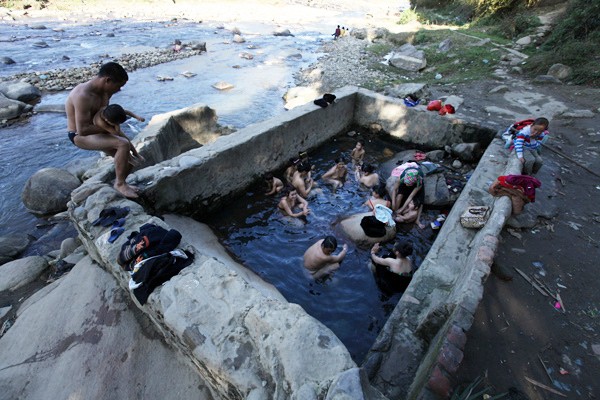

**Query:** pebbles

left=0, top=47, right=206, bottom=92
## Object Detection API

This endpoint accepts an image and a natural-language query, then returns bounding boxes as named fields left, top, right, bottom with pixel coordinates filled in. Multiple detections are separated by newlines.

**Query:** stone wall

left=69, top=88, right=516, bottom=399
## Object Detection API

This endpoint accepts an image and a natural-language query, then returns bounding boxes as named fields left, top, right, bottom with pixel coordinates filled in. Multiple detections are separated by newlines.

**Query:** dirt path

left=446, top=79, right=600, bottom=398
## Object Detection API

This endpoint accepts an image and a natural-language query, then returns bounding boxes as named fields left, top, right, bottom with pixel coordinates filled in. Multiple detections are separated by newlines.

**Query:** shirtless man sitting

left=303, top=236, right=348, bottom=279
left=291, top=162, right=314, bottom=198
left=278, top=188, right=310, bottom=218
left=66, top=62, right=139, bottom=198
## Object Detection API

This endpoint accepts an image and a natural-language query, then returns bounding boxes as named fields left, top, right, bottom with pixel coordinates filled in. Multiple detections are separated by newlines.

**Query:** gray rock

left=0, top=305, right=11, bottom=319
left=441, top=95, right=463, bottom=111
left=489, top=85, right=509, bottom=94
left=29, top=24, right=47, bottom=29
left=1, top=257, right=217, bottom=400
left=452, top=159, right=463, bottom=169
left=106, top=32, right=115, bottom=37
left=388, top=44, right=427, bottom=72
left=547, top=63, right=572, bottom=80
left=32, top=41, right=49, bottom=48
left=326, top=367, right=385, bottom=400
left=451, top=142, right=481, bottom=162
left=0, top=235, right=30, bottom=263
left=425, top=150, right=445, bottom=162
left=239, top=52, right=254, bottom=60
left=212, top=81, right=234, bottom=90
left=34, top=103, right=66, bottom=113
left=533, top=75, right=562, bottom=84
left=0, top=93, right=32, bottom=120
left=231, top=27, right=241, bottom=35
left=385, top=83, right=431, bottom=102
left=339, top=212, right=396, bottom=247
left=559, top=109, right=595, bottom=118
left=438, top=38, right=453, bottom=53
left=233, top=34, right=245, bottom=43
left=0, top=81, right=42, bottom=103
left=515, top=36, right=531, bottom=45
left=189, top=41, right=207, bottom=52
left=273, top=28, right=294, bottom=37
left=0, top=56, right=15, bottom=65
left=423, top=173, right=453, bottom=206
left=64, top=155, right=99, bottom=180
left=59, top=237, right=81, bottom=259
left=0, top=256, right=48, bottom=291
left=21, top=167, right=81, bottom=215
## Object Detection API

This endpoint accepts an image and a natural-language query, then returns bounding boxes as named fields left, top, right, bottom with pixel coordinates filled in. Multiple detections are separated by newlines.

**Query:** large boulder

left=0, top=81, right=42, bottom=103
left=0, top=235, right=31, bottom=266
left=388, top=44, right=427, bottom=72
left=547, top=63, right=573, bottom=80
left=451, top=142, right=482, bottom=162
left=0, top=257, right=216, bottom=399
left=384, top=83, right=431, bottom=102
left=21, top=168, right=81, bottom=215
left=339, top=212, right=396, bottom=247
left=0, top=93, right=32, bottom=120
left=0, top=256, right=48, bottom=292
left=423, top=173, right=455, bottom=207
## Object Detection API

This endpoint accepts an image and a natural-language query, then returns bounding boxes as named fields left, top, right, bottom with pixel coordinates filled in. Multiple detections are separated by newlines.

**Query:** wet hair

left=102, top=104, right=128, bottom=125
left=356, top=139, right=365, bottom=146
left=533, top=117, right=549, bottom=129
left=297, top=162, right=311, bottom=173
left=361, top=163, right=375, bottom=173
left=98, top=62, right=128, bottom=83
left=282, top=186, right=296, bottom=197
left=263, top=173, right=274, bottom=181
left=373, top=184, right=387, bottom=198
left=335, top=157, right=346, bottom=164
left=322, top=235, right=337, bottom=250
left=411, top=196, right=422, bottom=207
left=393, top=240, right=413, bottom=258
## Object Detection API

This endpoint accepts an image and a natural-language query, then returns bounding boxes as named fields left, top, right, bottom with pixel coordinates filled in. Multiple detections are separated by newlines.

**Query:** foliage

left=473, top=11, right=541, bottom=39
left=398, top=8, right=421, bottom=25
left=366, top=43, right=393, bottom=56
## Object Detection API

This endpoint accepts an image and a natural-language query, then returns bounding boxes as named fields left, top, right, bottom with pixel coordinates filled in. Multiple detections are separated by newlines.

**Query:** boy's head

left=373, top=184, right=386, bottom=198
left=297, top=162, right=311, bottom=173
left=102, top=104, right=128, bottom=125
left=335, top=157, right=346, bottom=166
left=393, top=240, right=413, bottom=258
left=355, top=139, right=365, bottom=149
left=531, top=117, right=549, bottom=136
left=264, top=173, right=274, bottom=181
left=361, top=163, right=375, bottom=174
left=322, top=235, right=338, bottom=254
left=174, top=39, right=182, bottom=45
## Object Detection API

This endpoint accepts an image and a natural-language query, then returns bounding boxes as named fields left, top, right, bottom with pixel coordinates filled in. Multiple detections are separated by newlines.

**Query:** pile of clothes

left=488, top=174, right=541, bottom=215
left=118, top=223, right=194, bottom=304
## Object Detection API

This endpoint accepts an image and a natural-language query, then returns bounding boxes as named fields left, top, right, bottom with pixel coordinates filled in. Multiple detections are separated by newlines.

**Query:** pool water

left=204, top=132, right=442, bottom=362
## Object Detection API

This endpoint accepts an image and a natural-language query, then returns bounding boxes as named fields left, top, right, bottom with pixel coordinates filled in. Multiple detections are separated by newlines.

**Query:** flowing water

left=204, top=134, right=440, bottom=362
left=0, top=17, right=327, bottom=236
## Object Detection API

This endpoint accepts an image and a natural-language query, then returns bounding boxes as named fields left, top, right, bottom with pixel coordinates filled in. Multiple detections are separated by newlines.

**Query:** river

left=0, top=16, right=329, bottom=237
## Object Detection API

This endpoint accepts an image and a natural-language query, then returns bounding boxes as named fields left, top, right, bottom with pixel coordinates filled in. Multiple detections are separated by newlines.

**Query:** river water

left=0, top=16, right=328, bottom=237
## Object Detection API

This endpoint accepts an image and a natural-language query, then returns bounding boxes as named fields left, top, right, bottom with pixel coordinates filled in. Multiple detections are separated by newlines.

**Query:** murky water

left=0, top=17, right=327, bottom=236
left=205, top=134, right=440, bottom=362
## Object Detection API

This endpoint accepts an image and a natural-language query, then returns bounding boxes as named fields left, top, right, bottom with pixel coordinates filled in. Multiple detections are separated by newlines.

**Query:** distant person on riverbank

left=333, top=25, right=341, bottom=40
left=303, top=235, right=348, bottom=279
left=93, top=104, right=145, bottom=166
left=322, top=157, right=347, bottom=189
left=173, top=39, right=182, bottom=52
left=66, top=61, right=139, bottom=198
left=264, top=173, right=284, bottom=195
left=278, top=187, right=309, bottom=218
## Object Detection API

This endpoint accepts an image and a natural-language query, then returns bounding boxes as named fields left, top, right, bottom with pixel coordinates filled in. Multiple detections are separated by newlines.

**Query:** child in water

left=278, top=188, right=310, bottom=218
left=264, top=173, right=283, bottom=195
left=370, top=240, right=413, bottom=276
left=93, top=103, right=145, bottom=166
left=322, top=157, right=347, bottom=189
left=303, top=235, right=348, bottom=279
left=350, top=139, right=365, bottom=165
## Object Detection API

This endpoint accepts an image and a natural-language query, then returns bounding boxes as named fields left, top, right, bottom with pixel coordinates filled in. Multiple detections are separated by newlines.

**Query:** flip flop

left=112, top=217, right=126, bottom=228
left=92, top=206, right=130, bottom=227
left=108, top=227, right=125, bottom=243
left=313, top=98, right=328, bottom=108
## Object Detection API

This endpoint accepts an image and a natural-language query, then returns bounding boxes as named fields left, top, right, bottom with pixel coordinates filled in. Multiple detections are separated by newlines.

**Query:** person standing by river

left=66, top=62, right=139, bottom=198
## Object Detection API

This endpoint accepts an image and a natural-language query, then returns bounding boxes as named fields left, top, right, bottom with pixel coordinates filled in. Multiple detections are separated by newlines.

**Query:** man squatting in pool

left=303, top=236, right=348, bottom=279
left=66, top=62, right=140, bottom=199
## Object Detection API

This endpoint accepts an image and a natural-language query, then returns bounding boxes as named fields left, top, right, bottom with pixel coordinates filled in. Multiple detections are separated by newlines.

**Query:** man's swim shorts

left=68, top=131, right=77, bottom=144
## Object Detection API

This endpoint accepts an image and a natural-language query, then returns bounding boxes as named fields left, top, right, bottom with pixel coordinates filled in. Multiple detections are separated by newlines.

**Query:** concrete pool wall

left=68, top=87, right=516, bottom=399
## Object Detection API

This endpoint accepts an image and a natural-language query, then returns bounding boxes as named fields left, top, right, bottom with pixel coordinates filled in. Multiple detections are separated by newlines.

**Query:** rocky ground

left=1, top=1, right=600, bottom=398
